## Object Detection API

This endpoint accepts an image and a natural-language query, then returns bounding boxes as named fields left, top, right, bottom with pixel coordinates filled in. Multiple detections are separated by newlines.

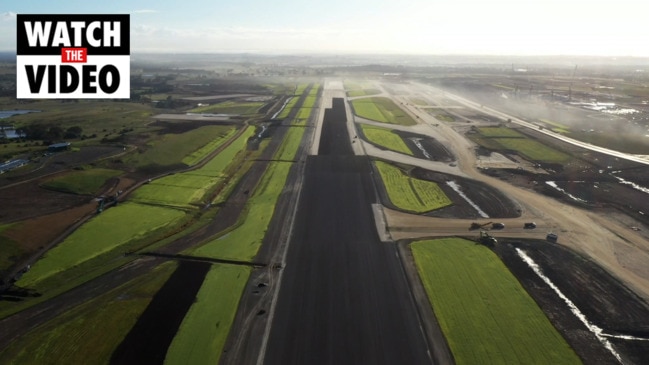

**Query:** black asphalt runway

left=264, top=99, right=432, bottom=364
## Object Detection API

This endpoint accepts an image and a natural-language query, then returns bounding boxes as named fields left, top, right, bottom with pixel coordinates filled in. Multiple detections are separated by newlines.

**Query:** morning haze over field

left=2, top=1, right=649, bottom=364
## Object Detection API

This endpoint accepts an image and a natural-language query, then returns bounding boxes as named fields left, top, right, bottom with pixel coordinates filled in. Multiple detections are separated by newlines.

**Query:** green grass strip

left=190, top=161, right=292, bottom=261
left=17, top=203, right=185, bottom=287
left=182, top=127, right=238, bottom=166
left=477, top=127, right=525, bottom=138
left=494, top=138, right=570, bottom=163
left=129, top=125, right=234, bottom=168
left=412, top=238, right=580, bottom=365
left=375, top=161, right=451, bottom=213
left=187, top=101, right=264, bottom=115
left=164, top=264, right=250, bottom=365
left=351, top=97, right=416, bottom=126
left=361, top=125, right=413, bottom=155
left=133, top=127, right=255, bottom=208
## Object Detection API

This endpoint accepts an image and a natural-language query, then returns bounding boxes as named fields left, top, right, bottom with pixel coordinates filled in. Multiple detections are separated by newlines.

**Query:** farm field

left=41, top=168, right=122, bottom=195
left=360, top=125, right=413, bottom=155
left=164, top=264, right=250, bottom=365
left=374, top=161, right=452, bottom=213
left=411, top=238, right=580, bottom=364
left=351, top=97, right=416, bottom=126
left=16, top=202, right=186, bottom=288
left=0, top=262, right=177, bottom=364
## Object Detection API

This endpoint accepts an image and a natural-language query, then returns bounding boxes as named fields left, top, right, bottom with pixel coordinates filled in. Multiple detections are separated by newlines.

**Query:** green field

left=275, top=127, right=305, bottom=161
left=165, top=264, right=250, bottom=365
left=132, top=127, right=255, bottom=208
left=411, top=238, right=580, bottom=364
left=477, top=127, right=525, bottom=138
left=351, top=97, right=416, bottom=126
left=181, top=127, right=238, bottom=166
left=494, top=138, right=570, bottom=163
left=472, top=127, right=571, bottom=163
left=0, top=262, right=177, bottom=365
left=190, top=161, right=292, bottom=261
left=128, top=125, right=235, bottom=169
left=17, top=203, right=185, bottom=288
left=187, top=101, right=264, bottom=115
left=374, top=161, right=452, bottom=213
left=132, top=174, right=219, bottom=208
left=41, top=168, right=122, bottom=195
left=360, top=125, right=413, bottom=155
left=347, top=89, right=381, bottom=97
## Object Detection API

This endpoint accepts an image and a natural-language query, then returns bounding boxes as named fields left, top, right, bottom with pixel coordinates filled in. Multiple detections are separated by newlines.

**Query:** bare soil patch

left=392, top=130, right=454, bottom=162
left=492, top=238, right=649, bottom=365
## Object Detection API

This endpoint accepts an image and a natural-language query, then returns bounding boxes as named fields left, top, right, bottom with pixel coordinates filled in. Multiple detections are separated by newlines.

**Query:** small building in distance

left=0, top=124, right=24, bottom=139
left=48, top=142, right=71, bottom=152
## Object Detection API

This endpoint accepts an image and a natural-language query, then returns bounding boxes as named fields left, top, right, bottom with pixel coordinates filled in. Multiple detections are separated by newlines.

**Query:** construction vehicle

left=470, top=221, right=492, bottom=230
left=479, top=230, right=497, bottom=247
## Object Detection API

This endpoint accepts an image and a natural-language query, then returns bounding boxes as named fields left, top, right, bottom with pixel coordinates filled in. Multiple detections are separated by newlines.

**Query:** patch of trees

left=16, top=124, right=84, bottom=144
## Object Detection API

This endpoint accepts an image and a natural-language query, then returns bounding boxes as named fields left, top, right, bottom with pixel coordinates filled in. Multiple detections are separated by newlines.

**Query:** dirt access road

left=369, top=81, right=649, bottom=304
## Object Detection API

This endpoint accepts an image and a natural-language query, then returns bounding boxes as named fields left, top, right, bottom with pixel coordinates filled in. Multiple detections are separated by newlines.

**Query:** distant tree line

left=14, top=124, right=86, bottom=145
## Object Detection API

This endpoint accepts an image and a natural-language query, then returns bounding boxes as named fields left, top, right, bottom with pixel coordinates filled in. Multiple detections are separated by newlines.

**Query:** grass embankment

left=294, top=84, right=320, bottom=125
left=360, top=125, right=413, bottom=155
left=164, top=264, right=250, bottom=365
left=128, top=125, right=235, bottom=169
left=17, top=202, right=185, bottom=288
left=351, top=97, right=416, bottom=126
left=540, top=119, right=571, bottom=134
left=182, top=127, right=238, bottom=166
left=412, top=238, right=580, bottom=364
left=131, top=127, right=255, bottom=209
left=0, top=262, right=177, bottom=365
left=189, top=110, right=303, bottom=261
left=41, top=168, right=122, bottom=195
left=374, top=161, right=451, bottom=213
left=190, top=161, right=292, bottom=261
left=473, top=127, right=571, bottom=163
left=187, top=101, right=264, bottom=115
left=172, top=112, right=304, bottom=361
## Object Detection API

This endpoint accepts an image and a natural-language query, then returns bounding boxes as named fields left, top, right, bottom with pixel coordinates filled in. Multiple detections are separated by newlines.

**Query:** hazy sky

left=2, top=0, right=648, bottom=56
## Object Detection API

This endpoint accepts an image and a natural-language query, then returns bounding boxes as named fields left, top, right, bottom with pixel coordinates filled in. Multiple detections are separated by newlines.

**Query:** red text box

left=61, top=48, right=87, bottom=63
